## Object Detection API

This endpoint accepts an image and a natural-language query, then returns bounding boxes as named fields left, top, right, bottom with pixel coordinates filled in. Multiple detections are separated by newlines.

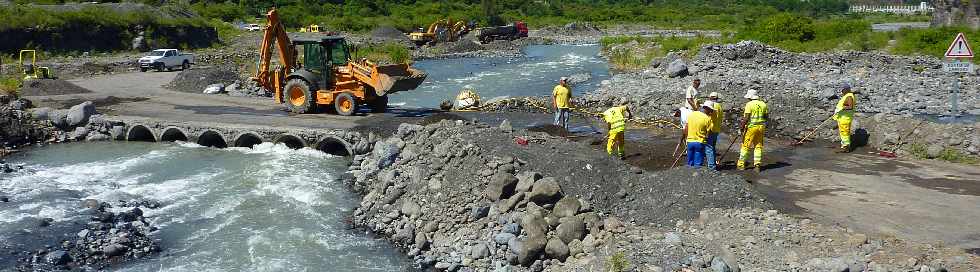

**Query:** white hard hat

left=744, top=89, right=760, bottom=99
left=559, top=77, right=568, bottom=82
left=701, top=100, right=716, bottom=109
left=709, top=92, right=720, bottom=98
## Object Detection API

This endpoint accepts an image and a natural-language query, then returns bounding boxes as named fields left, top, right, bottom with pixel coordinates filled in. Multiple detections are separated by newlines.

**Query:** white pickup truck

left=138, top=49, right=194, bottom=72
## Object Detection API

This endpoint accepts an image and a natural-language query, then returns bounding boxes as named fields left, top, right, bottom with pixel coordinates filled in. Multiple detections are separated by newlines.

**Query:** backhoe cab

left=251, top=9, right=426, bottom=116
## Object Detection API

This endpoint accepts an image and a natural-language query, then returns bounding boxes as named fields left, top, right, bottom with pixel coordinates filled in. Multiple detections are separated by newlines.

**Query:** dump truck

left=472, top=21, right=528, bottom=43
left=409, top=19, right=472, bottom=46
left=251, top=9, right=427, bottom=115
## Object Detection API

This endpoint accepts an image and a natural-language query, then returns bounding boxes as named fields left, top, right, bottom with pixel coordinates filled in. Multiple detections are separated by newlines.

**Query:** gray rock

left=414, top=232, right=429, bottom=249
left=471, top=205, right=490, bottom=219
left=30, top=107, right=51, bottom=121
left=711, top=256, right=733, bottom=272
left=486, top=172, right=519, bottom=201
left=499, top=192, right=525, bottom=212
left=518, top=234, right=546, bottom=266
left=49, top=109, right=69, bottom=128
left=401, top=200, right=421, bottom=217
left=110, top=125, right=125, bottom=140
left=435, top=262, right=451, bottom=270
left=555, top=216, right=586, bottom=243
left=926, top=144, right=944, bottom=158
left=508, top=236, right=523, bottom=254
left=665, top=232, right=682, bottom=245
left=67, top=101, right=96, bottom=126
left=668, top=59, right=689, bottom=78
left=45, top=250, right=71, bottom=265
left=495, top=232, right=516, bottom=245
left=102, top=243, right=129, bottom=257
left=500, top=119, right=513, bottom=133
left=552, top=196, right=581, bottom=218
left=203, top=83, right=225, bottom=94
left=470, top=242, right=491, bottom=259
left=567, top=239, right=583, bottom=256
left=545, top=238, right=570, bottom=261
left=86, top=133, right=110, bottom=142
left=805, top=258, right=847, bottom=272
left=393, top=224, right=415, bottom=244
left=520, top=211, right=548, bottom=237
left=515, top=171, right=541, bottom=193
left=72, top=126, right=90, bottom=140
left=603, top=216, right=626, bottom=233
left=527, top=177, right=561, bottom=204
left=77, top=229, right=90, bottom=239
left=502, top=222, right=521, bottom=235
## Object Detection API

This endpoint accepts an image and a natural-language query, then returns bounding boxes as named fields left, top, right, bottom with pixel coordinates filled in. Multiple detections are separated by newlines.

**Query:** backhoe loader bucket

left=375, top=65, right=427, bottom=96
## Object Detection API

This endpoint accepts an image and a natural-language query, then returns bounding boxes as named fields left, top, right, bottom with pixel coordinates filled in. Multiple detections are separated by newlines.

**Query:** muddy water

left=0, top=142, right=409, bottom=271
left=393, top=44, right=611, bottom=108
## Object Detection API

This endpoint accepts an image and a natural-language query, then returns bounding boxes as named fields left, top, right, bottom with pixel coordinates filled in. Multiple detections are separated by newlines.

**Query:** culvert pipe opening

left=275, top=134, right=306, bottom=149
left=234, top=133, right=264, bottom=148
left=197, top=131, right=228, bottom=148
left=126, top=125, right=156, bottom=142
left=315, top=137, right=352, bottom=157
left=160, top=127, right=189, bottom=142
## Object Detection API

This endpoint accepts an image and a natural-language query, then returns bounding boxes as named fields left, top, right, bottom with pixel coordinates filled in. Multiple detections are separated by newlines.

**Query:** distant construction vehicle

left=251, top=9, right=427, bottom=115
left=408, top=19, right=473, bottom=46
left=472, top=21, right=528, bottom=43
left=19, top=50, right=55, bottom=80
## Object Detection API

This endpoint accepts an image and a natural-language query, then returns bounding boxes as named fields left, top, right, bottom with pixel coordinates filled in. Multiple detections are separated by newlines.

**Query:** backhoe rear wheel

left=334, top=92, right=357, bottom=116
left=370, top=95, right=388, bottom=113
left=284, top=79, right=317, bottom=114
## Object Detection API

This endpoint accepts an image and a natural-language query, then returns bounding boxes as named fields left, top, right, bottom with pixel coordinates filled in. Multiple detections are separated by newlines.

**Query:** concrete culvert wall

left=197, top=130, right=228, bottom=148
left=126, top=125, right=157, bottom=142
left=274, top=134, right=307, bottom=149
left=315, top=137, right=353, bottom=157
left=160, top=127, right=189, bottom=142
left=233, top=132, right=264, bottom=148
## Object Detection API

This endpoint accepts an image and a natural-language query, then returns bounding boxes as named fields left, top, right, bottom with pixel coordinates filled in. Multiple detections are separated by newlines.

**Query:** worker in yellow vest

left=833, top=84, right=856, bottom=153
left=602, top=104, right=632, bottom=159
left=737, top=89, right=768, bottom=172
left=706, top=92, right=724, bottom=170
left=685, top=101, right=716, bottom=167
left=553, top=77, right=572, bottom=129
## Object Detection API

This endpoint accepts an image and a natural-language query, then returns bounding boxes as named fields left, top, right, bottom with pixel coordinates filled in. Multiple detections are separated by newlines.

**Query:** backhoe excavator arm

left=252, top=9, right=296, bottom=103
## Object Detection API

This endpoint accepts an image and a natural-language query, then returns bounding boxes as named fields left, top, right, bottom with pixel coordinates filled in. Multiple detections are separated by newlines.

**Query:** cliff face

left=933, top=0, right=980, bottom=29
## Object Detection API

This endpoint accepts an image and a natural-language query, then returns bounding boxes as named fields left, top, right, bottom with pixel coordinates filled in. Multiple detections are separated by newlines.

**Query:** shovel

left=718, top=131, right=743, bottom=166
left=792, top=115, right=835, bottom=147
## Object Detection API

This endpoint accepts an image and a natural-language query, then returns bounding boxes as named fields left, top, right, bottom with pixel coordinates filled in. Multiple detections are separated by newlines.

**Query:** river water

left=392, top=44, right=611, bottom=108
left=0, top=142, right=409, bottom=271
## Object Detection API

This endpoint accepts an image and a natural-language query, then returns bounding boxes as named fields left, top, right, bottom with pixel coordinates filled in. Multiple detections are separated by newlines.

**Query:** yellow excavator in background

left=299, top=24, right=322, bottom=33
left=408, top=19, right=472, bottom=46
left=251, top=9, right=427, bottom=115
left=19, top=50, right=55, bottom=80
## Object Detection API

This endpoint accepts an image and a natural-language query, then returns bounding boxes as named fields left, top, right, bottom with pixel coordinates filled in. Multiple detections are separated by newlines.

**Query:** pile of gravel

left=165, top=66, right=239, bottom=93
left=18, top=79, right=92, bottom=96
left=371, top=26, right=409, bottom=42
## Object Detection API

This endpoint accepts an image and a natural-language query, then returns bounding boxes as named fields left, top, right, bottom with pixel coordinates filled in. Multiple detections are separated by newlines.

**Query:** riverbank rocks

left=486, top=172, right=518, bottom=201
left=528, top=177, right=561, bottom=204
left=67, top=101, right=96, bottom=126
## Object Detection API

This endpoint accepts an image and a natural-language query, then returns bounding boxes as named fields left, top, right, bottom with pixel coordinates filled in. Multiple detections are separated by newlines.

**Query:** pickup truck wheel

left=181, top=61, right=190, bottom=71
left=334, top=92, right=358, bottom=116
left=155, top=63, right=164, bottom=72
left=284, top=79, right=317, bottom=114
left=139, top=67, right=147, bottom=72
left=369, top=95, right=388, bottom=113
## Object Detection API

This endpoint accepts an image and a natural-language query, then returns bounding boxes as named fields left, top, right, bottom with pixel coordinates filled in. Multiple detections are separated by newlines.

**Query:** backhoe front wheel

left=284, top=79, right=317, bottom=114
left=334, top=92, right=358, bottom=116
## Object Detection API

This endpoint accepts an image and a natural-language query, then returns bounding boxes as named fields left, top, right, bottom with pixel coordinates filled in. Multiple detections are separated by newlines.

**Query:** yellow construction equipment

left=251, top=9, right=427, bottom=116
left=408, top=19, right=471, bottom=46
left=19, top=50, right=55, bottom=80
left=299, top=24, right=322, bottom=33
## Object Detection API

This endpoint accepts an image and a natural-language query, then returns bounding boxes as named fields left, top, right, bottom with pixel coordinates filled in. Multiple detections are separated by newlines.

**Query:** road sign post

left=944, top=33, right=974, bottom=117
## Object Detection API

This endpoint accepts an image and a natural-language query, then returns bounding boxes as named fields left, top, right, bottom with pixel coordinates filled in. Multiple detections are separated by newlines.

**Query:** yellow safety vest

left=603, top=106, right=627, bottom=133
left=710, top=102, right=723, bottom=133
left=744, top=100, right=768, bottom=127
left=835, top=92, right=855, bottom=121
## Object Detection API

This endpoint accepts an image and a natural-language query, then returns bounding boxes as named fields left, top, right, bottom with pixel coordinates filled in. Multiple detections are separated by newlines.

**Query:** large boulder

left=552, top=196, right=581, bottom=218
left=545, top=238, right=570, bottom=261
left=528, top=177, right=561, bottom=204
left=518, top=234, right=546, bottom=266
left=67, top=101, right=96, bottom=127
left=486, top=172, right=519, bottom=201
left=520, top=211, right=548, bottom=237
left=555, top=216, right=586, bottom=243
left=667, top=59, right=689, bottom=78
left=72, top=126, right=90, bottom=140
left=49, top=109, right=69, bottom=128
left=515, top=171, right=542, bottom=193
left=30, top=107, right=52, bottom=121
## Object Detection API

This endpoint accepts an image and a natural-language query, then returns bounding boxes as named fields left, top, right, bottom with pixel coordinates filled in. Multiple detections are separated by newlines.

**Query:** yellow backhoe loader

left=19, top=50, right=55, bottom=80
left=251, top=9, right=427, bottom=115
left=408, top=19, right=472, bottom=46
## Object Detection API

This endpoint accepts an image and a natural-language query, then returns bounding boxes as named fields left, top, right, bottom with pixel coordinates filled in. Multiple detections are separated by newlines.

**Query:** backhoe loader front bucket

left=375, top=65, right=428, bottom=96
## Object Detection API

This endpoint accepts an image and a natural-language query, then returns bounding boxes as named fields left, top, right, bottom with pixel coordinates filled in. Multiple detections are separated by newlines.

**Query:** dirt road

left=23, top=71, right=980, bottom=255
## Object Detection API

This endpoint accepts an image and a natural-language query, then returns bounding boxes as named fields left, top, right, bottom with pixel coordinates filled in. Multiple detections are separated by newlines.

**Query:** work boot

left=754, top=166, right=762, bottom=173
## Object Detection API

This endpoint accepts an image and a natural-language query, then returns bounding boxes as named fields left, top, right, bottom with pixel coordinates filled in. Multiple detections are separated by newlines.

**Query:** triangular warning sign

left=945, top=33, right=974, bottom=58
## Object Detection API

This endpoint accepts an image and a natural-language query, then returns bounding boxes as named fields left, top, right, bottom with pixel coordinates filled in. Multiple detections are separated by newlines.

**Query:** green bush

left=0, top=75, right=21, bottom=97
left=892, top=27, right=980, bottom=60
left=741, top=13, right=816, bottom=44
left=351, top=43, right=412, bottom=64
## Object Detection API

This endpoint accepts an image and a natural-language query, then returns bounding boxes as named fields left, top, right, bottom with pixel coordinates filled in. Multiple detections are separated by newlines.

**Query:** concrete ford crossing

left=138, top=49, right=195, bottom=72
